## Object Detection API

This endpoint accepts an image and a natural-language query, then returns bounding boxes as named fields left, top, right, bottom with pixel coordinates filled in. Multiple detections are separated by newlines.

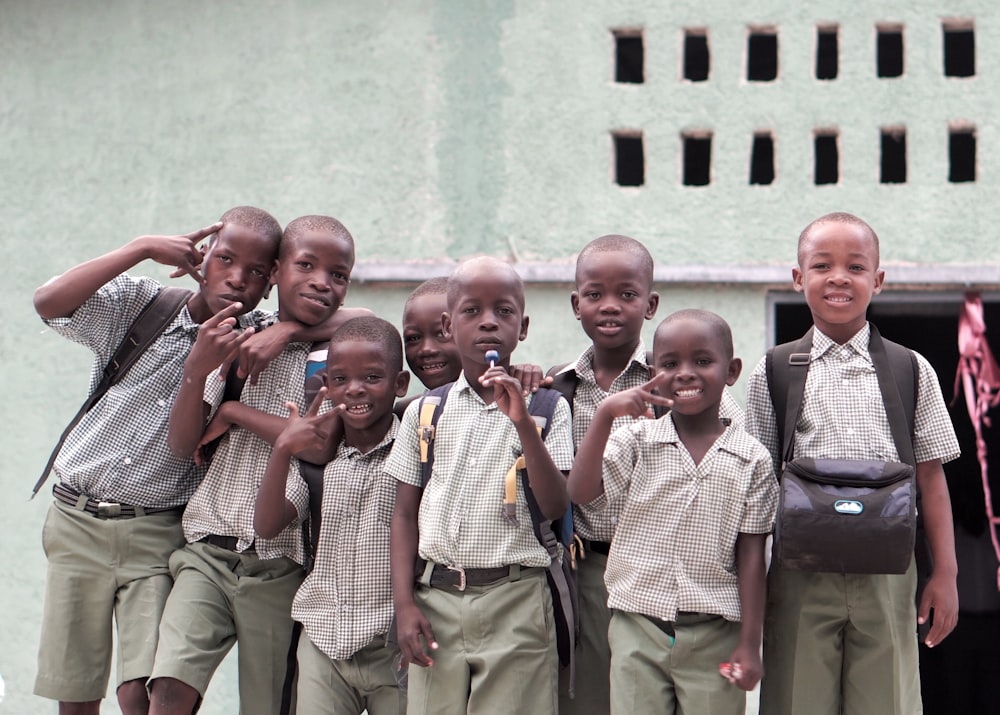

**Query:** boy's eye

left=332, top=271, right=349, bottom=283
left=585, top=292, right=600, bottom=300
left=404, top=334, right=421, bottom=344
left=297, top=261, right=313, bottom=270
left=329, top=375, right=346, bottom=384
left=366, top=374, right=383, bottom=383
left=251, top=268, right=266, bottom=278
left=621, top=291, right=638, bottom=300
left=217, top=255, right=232, bottom=264
left=697, top=358, right=712, bottom=366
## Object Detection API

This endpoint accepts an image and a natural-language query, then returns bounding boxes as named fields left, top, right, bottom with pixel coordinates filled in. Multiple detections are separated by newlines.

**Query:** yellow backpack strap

left=416, top=385, right=453, bottom=488
left=502, top=412, right=548, bottom=523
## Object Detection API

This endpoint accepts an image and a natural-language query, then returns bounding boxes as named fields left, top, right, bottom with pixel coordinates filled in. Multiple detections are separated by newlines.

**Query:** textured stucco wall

left=1, top=1, right=996, bottom=712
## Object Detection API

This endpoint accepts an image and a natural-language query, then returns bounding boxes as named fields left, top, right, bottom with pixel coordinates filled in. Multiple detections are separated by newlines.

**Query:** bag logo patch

left=833, top=499, right=864, bottom=515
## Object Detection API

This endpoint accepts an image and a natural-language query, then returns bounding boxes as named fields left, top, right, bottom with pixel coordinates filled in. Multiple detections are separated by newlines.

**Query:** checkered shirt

left=42, top=274, right=264, bottom=508
left=182, top=338, right=311, bottom=562
left=563, top=343, right=746, bottom=542
left=599, top=415, right=777, bottom=622
left=745, top=323, right=960, bottom=476
left=290, top=419, right=399, bottom=660
left=385, top=371, right=574, bottom=569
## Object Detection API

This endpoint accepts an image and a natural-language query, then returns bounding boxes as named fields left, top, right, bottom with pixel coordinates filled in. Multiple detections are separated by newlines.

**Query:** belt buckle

left=97, top=501, right=122, bottom=518
left=447, top=565, right=466, bottom=591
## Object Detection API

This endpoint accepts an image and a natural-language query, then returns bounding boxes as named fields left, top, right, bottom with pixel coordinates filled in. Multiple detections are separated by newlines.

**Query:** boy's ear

left=726, top=357, right=743, bottom=386
left=395, top=371, right=411, bottom=398
left=570, top=291, right=582, bottom=320
left=792, top=267, right=804, bottom=293
left=519, top=315, right=529, bottom=342
left=441, top=311, right=452, bottom=339
left=873, top=268, right=886, bottom=295
left=645, top=291, right=660, bottom=320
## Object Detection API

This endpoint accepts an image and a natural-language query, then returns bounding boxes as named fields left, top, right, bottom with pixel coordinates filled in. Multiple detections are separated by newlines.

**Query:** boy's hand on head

left=600, top=372, right=673, bottom=420
left=918, top=571, right=959, bottom=647
left=509, top=363, right=553, bottom=395
left=185, top=302, right=252, bottom=380
left=149, top=221, right=221, bottom=286
left=395, top=602, right=438, bottom=668
left=480, top=366, right=529, bottom=421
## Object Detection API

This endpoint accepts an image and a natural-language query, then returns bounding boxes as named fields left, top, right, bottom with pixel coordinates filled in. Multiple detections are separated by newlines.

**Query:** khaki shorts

left=34, top=500, right=184, bottom=702
left=296, top=632, right=405, bottom=715
left=149, top=541, right=303, bottom=714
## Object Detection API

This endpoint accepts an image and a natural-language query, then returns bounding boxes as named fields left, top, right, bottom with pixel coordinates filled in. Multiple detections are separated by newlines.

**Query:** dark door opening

left=773, top=295, right=1000, bottom=713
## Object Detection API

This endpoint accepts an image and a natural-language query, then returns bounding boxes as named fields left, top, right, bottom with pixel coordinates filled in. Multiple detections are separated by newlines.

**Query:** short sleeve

left=384, top=398, right=423, bottom=488
left=738, top=447, right=779, bottom=534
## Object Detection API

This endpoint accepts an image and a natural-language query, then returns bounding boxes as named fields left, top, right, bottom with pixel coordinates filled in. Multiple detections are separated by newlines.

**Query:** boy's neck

left=671, top=404, right=727, bottom=466
left=342, top=413, right=394, bottom=455
left=591, top=341, right=641, bottom=391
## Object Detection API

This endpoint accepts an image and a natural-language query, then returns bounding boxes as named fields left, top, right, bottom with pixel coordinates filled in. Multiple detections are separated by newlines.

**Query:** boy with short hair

left=402, top=276, right=462, bottom=391
left=745, top=212, right=960, bottom=715
left=568, top=309, right=777, bottom=715
left=387, top=256, right=574, bottom=715
left=32, top=207, right=281, bottom=715
left=148, top=214, right=357, bottom=715
left=255, top=316, right=410, bottom=715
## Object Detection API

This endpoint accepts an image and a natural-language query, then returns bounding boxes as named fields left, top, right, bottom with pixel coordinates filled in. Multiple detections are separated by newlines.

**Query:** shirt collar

left=811, top=323, right=872, bottom=362
left=570, top=341, right=649, bottom=381
left=338, top=414, right=400, bottom=458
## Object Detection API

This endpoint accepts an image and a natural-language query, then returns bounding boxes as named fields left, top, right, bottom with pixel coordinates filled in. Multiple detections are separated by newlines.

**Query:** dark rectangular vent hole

left=814, top=134, right=839, bottom=185
left=949, top=131, right=976, bottom=182
left=750, top=134, right=775, bottom=185
left=683, top=135, right=712, bottom=186
left=615, top=35, right=644, bottom=83
left=684, top=33, right=710, bottom=81
left=880, top=131, right=907, bottom=183
left=877, top=30, right=904, bottom=77
left=944, top=28, right=975, bottom=77
left=816, top=29, right=838, bottom=80
left=614, top=134, right=645, bottom=186
left=747, top=33, right=778, bottom=81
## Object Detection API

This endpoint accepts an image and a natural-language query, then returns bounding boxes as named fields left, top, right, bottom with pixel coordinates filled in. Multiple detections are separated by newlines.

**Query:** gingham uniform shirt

left=43, top=274, right=263, bottom=508
left=385, top=371, right=574, bottom=569
left=598, top=416, right=777, bottom=622
left=291, top=419, right=398, bottom=660
left=745, top=324, right=960, bottom=476
left=566, top=343, right=746, bottom=542
left=182, top=338, right=311, bottom=563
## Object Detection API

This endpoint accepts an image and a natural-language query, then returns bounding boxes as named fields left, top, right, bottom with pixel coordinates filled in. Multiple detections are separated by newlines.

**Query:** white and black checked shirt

left=43, top=274, right=263, bottom=509
left=385, top=371, right=575, bottom=569
left=596, top=416, right=777, bottom=622
left=566, top=343, right=746, bottom=542
left=745, top=324, right=960, bottom=476
left=182, top=339, right=311, bottom=563
left=291, top=419, right=398, bottom=661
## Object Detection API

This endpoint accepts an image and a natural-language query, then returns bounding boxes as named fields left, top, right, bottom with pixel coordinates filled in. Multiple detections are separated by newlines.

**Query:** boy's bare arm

left=391, top=482, right=438, bottom=668
left=253, top=399, right=333, bottom=538
left=34, top=224, right=216, bottom=319
left=168, top=302, right=254, bottom=457
left=728, top=531, right=767, bottom=691
left=915, top=459, right=959, bottom=647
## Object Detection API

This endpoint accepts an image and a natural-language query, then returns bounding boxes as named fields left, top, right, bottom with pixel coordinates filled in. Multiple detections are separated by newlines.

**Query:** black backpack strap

left=548, top=365, right=579, bottom=406
left=766, top=328, right=814, bottom=467
left=869, top=326, right=917, bottom=467
left=32, top=285, right=192, bottom=498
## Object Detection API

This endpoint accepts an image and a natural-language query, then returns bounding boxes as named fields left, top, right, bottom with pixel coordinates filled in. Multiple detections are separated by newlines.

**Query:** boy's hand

left=509, top=363, right=553, bottom=395
left=395, top=601, right=438, bottom=668
left=722, top=643, right=763, bottom=691
left=599, top=372, right=673, bottom=420
left=193, top=401, right=236, bottom=466
left=229, top=326, right=288, bottom=386
left=185, top=302, right=253, bottom=381
left=480, top=366, right=530, bottom=422
left=274, top=389, right=343, bottom=457
left=918, top=571, right=959, bottom=647
left=150, top=221, right=222, bottom=285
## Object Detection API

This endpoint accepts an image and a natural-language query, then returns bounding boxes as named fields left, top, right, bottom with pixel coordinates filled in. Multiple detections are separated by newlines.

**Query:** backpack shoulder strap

left=869, top=326, right=918, bottom=467
left=548, top=365, right=578, bottom=408
left=417, top=383, right=454, bottom=488
left=765, top=327, right=814, bottom=466
left=32, top=285, right=193, bottom=498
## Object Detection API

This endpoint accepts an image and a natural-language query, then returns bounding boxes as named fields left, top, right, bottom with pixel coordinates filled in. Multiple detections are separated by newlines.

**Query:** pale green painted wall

left=1, top=1, right=994, bottom=712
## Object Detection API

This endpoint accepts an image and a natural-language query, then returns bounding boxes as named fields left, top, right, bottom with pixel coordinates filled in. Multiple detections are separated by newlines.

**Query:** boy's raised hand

left=152, top=221, right=222, bottom=285
left=185, top=301, right=254, bottom=381
left=480, top=365, right=531, bottom=422
left=598, top=372, right=673, bottom=420
left=274, top=388, right=343, bottom=457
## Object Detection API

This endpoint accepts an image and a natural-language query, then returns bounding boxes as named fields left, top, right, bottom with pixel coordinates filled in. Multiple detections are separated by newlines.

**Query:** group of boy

left=33, top=207, right=960, bottom=715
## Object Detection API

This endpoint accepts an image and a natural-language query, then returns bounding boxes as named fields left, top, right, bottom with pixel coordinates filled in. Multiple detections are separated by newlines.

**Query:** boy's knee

left=147, top=677, right=200, bottom=715
left=117, top=678, right=151, bottom=715
left=57, top=701, right=102, bottom=715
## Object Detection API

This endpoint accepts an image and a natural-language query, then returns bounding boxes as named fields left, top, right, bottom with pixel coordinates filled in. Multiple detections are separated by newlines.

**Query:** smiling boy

left=568, top=309, right=777, bottom=715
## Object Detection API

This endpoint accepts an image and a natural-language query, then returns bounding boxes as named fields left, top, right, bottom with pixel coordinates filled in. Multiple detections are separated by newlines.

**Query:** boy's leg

left=295, top=630, right=364, bottom=715
left=607, top=610, right=674, bottom=715
left=406, top=583, right=471, bottom=715
left=148, top=543, right=241, bottom=709
left=559, top=550, right=611, bottom=713
left=760, top=567, right=847, bottom=715
left=355, top=638, right=406, bottom=715
left=668, top=613, right=744, bottom=715
left=841, top=564, right=921, bottom=715
left=230, top=552, right=304, bottom=715
left=464, top=568, right=559, bottom=715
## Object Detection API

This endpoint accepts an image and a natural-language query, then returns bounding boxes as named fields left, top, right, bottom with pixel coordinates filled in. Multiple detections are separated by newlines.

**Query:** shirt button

left=157, top=399, right=166, bottom=407
left=845, top=429, right=855, bottom=436
left=124, top=457, right=132, bottom=465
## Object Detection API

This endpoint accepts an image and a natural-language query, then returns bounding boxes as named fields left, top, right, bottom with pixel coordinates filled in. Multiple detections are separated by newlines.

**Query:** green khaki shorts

left=149, top=541, right=303, bottom=715
left=296, top=631, right=405, bottom=715
left=34, top=500, right=184, bottom=702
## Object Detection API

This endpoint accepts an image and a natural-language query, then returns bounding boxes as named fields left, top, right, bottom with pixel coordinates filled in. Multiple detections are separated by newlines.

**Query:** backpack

left=416, top=383, right=580, bottom=697
left=32, top=286, right=193, bottom=498
left=765, top=325, right=922, bottom=573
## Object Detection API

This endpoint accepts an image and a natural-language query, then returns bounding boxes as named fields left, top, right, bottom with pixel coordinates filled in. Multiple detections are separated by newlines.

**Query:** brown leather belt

left=199, top=534, right=246, bottom=551
left=53, top=483, right=180, bottom=519
left=585, top=540, right=611, bottom=555
left=429, top=564, right=519, bottom=591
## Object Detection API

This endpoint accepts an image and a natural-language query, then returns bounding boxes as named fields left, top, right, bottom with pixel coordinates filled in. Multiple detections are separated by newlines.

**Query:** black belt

left=53, top=483, right=180, bottom=519
left=585, top=540, right=611, bottom=555
left=199, top=534, right=247, bottom=551
left=642, top=611, right=715, bottom=638
left=429, top=564, right=521, bottom=591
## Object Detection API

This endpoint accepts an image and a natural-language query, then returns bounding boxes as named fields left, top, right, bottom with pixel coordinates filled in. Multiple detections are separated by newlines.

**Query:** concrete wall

left=2, top=1, right=997, bottom=711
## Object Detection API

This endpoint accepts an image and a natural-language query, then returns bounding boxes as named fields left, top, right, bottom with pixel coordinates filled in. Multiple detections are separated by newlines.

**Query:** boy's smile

left=402, top=292, right=461, bottom=390
left=275, top=231, right=354, bottom=327
left=325, top=339, right=408, bottom=450
left=653, top=316, right=740, bottom=419
left=793, top=221, right=884, bottom=344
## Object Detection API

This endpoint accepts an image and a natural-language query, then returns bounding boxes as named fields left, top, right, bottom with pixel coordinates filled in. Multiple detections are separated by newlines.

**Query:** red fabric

left=953, top=292, right=1000, bottom=589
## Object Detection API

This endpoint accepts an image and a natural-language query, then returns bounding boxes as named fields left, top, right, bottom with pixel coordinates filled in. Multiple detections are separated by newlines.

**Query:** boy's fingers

left=204, top=301, right=244, bottom=328
left=187, top=221, right=223, bottom=243
left=304, top=387, right=327, bottom=417
left=285, top=402, right=301, bottom=420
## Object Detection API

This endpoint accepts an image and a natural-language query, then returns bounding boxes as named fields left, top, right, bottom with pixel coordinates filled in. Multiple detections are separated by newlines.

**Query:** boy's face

left=199, top=223, right=277, bottom=318
left=793, top=221, right=884, bottom=343
left=274, top=231, right=354, bottom=326
left=572, top=250, right=658, bottom=353
left=324, top=339, right=409, bottom=435
left=652, top=318, right=740, bottom=417
left=442, top=266, right=529, bottom=368
left=402, top=293, right=462, bottom=390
